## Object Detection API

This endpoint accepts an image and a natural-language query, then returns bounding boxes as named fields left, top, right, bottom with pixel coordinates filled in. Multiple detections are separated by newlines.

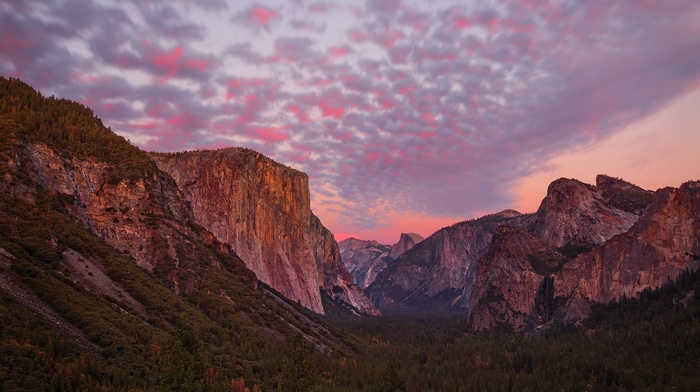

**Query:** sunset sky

left=2, top=0, right=699, bottom=244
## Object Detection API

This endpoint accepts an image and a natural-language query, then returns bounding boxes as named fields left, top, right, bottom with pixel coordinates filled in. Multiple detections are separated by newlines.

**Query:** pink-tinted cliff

left=152, top=148, right=378, bottom=315
left=555, top=181, right=700, bottom=312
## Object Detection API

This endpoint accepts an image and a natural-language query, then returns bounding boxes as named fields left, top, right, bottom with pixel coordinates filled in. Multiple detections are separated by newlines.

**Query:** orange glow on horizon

left=315, top=88, right=700, bottom=245
left=512, top=88, right=700, bottom=214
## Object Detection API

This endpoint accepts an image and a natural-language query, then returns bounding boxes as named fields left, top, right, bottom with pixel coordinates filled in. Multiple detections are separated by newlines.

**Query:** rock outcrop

left=152, top=149, right=378, bottom=315
left=468, top=177, right=699, bottom=330
left=530, top=176, right=645, bottom=247
left=361, top=173, right=698, bottom=329
left=468, top=226, right=565, bottom=330
left=310, top=214, right=379, bottom=315
left=554, top=181, right=700, bottom=313
left=367, top=210, right=527, bottom=312
left=339, top=233, right=424, bottom=289
left=389, top=233, right=424, bottom=260
left=339, top=238, right=392, bottom=289
left=2, top=138, right=228, bottom=294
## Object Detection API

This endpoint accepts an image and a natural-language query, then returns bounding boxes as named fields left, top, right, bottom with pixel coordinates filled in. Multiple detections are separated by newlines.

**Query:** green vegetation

left=0, top=76, right=155, bottom=183
left=0, top=190, right=357, bottom=391
left=318, top=269, right=700, bottom=391
left=527, top=243, right=594, bottom=276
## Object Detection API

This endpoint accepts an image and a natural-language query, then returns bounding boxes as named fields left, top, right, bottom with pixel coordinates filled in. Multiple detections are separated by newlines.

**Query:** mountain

left=339, top=238, right=391, bottom=289
left=389, top=233, right=424, bottom=260
left=366, top=210, right=527, bottom=313
left=339, top=233, right=423, bottom=289
left=151, top=150, right=377, bottom=316
left=469, top=175, right=668, bottom=329
left=366, top=174, right=699, bottom=329
left=0, top=77, right=357, bottom=389
left=530, top=176, right=651, bottom=247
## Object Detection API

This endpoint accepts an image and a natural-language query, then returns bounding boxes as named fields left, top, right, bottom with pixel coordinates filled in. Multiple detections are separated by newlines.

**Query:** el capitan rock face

left=310, top=214, right=379, bottom=315
left=152, top=149, right=378, bottom=315
left=0, top=78, right=359, bottom=364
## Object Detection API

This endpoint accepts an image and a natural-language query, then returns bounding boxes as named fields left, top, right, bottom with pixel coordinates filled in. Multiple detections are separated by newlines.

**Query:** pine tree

left=278, top=334, right=318, bottom=392
left=374, top=363, right=405, bottom=392
left=154, top=328, right=207, bottom=392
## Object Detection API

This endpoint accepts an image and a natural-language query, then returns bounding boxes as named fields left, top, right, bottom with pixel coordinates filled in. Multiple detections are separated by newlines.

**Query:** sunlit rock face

left=554, top=181, right=700, bottom=312
left=468, top=176, right=652, bottom=330
left=8, top=142, right=192, bottom=272
left=152, top=148, right=378, bottom=315
left=310, top=214, right=380, bottom=316
left=361, top=173, right=698, bottom=329
left=468, top=226, right=562, bottom=331
left=469, top=177, right=700, bottom=330
left=530, top=176, right=650, bottom=247
left=389, top=233, right=424, bottom=260
left=367, top=210, right=528, bottom=313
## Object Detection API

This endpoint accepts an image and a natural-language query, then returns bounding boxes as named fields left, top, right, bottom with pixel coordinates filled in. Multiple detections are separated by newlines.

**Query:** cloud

left=232, top=3, right=282, bottom=32
left=2, top=0, right=700, bottom=235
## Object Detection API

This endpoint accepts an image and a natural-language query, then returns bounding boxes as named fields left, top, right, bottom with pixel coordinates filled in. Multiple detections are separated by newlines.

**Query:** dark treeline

left=317, top=268, right=700, bottom=392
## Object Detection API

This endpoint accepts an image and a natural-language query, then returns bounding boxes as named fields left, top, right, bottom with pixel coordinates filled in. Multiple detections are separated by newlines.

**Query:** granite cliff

left=366, top=210, right=526, bottom=312
left=530, top=176, right=652, bottom=247
left=554, top=181, right=700, bottom=314
left=339, top=232, right=423, bottom=289
left=0, top=77, right=355, bottom=383
left=390, top=233, right=424, bottom=260
left=152, top=149, right=378, bottom=315
left=363, top=174, right=699, bottom=329
left=339, top=238, right=391, bottom=289
left=469, top=176, right=699, bottom=330
left=1, top=122, right=217, bottom=294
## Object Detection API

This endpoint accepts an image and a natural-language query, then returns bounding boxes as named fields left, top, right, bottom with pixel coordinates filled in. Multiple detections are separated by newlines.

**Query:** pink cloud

left=257, top=127, right=289, bottom=142
left=151, top=46, right=182, bottom=77
left=233, top=4, right=281, bottom=31
left=5, top=0, right=700, bottom=236
left=287, top=104, right=312, bottom=123
left=328, top=45, right=351, bottom=60
left=363, top=151, right=381, bottom=163
left=320, top=105, right=345, bottom=119
left=252, top=6, right=277, bottom=24
left=308, top=2, right=337, bottom=14
left=454, top=16, right=470, bottom=29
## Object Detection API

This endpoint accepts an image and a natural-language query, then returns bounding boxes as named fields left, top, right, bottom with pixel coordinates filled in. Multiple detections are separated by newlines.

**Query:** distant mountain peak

left=389, top=232, right=424, bottom=260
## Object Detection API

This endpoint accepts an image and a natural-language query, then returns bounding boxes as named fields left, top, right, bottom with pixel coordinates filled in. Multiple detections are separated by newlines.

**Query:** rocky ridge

left=364, top=174, right=699, bottom=329
left=469, top=176, right=700, bottom=330
left=390, top=233, right=424, bottom=260
left=366, top=210, right=527, bottom=312
left=339, top=238, right=391, bottom=289
left=339, top=232, right=423, bottom=289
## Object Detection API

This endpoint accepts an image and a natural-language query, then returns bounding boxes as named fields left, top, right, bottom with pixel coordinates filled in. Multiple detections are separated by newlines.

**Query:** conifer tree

left=278, top=334, right=318, bottom=392
left=154, top=329, right=207, bottom=392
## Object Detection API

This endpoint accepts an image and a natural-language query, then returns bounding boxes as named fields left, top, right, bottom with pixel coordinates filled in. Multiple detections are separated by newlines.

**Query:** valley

left=1, top=76, right=699, bottom=391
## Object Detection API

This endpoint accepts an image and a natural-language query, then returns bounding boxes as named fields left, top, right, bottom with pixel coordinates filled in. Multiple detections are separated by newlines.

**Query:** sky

left=2, top=0, right=700, bottom=245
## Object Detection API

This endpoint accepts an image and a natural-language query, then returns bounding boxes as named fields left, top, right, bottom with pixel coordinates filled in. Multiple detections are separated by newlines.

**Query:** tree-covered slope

left=0, top=76, right=356, bottom=391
